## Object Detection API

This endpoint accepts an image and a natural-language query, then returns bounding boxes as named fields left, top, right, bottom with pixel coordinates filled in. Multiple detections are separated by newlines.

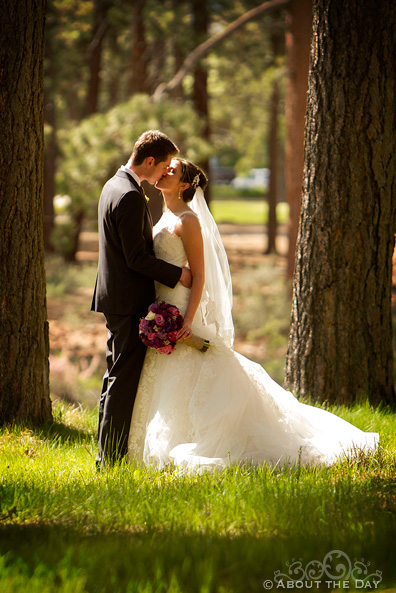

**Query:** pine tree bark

left=266, top=26, right=284, bottom=254
left=285, top=0, right=396, bottom=405
left=127, top=0, right=149, bottom=95
left=0, top=0, right=51, bottom=423
left=285, top=0, right=312, bottom=278
left=266, top=78, right=280, bottom=254
left=43, top=82, right=56, bottom=251
left=191, top=0, right=211, bottom=203
left=107, top=28, right=120, bottom=107
left=85, top=0, right=108, bottom=116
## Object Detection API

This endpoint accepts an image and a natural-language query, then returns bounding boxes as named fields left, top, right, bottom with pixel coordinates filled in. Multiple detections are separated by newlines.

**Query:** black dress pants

left=97, top=313, right=147, bottom=466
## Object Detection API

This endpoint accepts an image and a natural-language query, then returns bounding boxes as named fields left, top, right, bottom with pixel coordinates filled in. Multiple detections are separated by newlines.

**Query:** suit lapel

left=115, top=169, right=153, bottom=227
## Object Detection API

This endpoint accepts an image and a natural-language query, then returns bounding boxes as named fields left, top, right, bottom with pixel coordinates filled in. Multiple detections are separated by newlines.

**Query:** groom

left=91, top=130, right=191, bottom=468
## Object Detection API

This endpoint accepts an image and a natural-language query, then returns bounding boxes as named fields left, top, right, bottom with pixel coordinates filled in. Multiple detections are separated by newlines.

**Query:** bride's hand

left=179, top=267, right=192, bottom=288
left=177, top=319, right=192, bottom=340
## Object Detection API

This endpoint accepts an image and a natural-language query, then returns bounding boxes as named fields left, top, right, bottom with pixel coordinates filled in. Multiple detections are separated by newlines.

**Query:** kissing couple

left=92, top=130, right=377, bottom=473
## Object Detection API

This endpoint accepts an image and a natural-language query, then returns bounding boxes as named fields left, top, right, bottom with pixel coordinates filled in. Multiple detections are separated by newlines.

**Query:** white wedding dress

left=128, top=210, right=378, bottom=472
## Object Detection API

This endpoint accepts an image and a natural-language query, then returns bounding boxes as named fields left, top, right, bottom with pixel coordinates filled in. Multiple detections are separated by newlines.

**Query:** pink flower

left=157, top=344, right=174, bottom=354
left=155, top=314, right=165, bottom=326
left=147, top=332, right=157, bottom=341
left=168, top=331, right=178, bottom=342
left=168, top=306, right=180, bottom=316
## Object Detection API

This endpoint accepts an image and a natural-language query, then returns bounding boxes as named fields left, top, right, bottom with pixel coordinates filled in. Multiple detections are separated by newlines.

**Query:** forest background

left=3, top=0, right=394, bottom=422
left=45, top=0, right=307, bottom=404
left=42, top=0, right=395, bottom=409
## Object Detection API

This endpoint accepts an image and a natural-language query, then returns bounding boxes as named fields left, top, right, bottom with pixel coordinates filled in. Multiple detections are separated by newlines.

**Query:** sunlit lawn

left=4, top=199, right=395, bottom=591
left=211, top=199, right=289, bottom=225
left=0, top=401, right=395, bottom=592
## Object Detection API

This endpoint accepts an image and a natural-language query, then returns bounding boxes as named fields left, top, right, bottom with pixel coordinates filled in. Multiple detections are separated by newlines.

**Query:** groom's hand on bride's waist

left=179, top=267, right=192, bottom=288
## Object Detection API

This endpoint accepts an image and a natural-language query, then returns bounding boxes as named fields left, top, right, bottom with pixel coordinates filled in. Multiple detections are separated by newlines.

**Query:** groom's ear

left=144, top=156, right=155, bottom=168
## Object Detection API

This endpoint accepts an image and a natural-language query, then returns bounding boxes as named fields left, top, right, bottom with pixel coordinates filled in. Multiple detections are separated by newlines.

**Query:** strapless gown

left=128, top=211, right=378, bottom=472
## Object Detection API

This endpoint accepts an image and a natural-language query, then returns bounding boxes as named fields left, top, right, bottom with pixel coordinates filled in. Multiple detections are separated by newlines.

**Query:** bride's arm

left=175, top=213, right=204, bottom=339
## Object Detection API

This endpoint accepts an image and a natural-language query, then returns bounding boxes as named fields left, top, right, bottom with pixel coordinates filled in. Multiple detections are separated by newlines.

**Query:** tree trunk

left=127, top=0, right=149, bottom=95
left=85, top=0, right=108, bottom=116
left=191, top=0, right=211, bottom=203
left=43, top=14, right=57, bottom=252
left=43, top=109, right=56, bottom=252
left=43, top=84, right=56, bottom=251
left=169, top=0, right=186, bottom=100
left=0, top=0, right=51, bottom=424
left=266, top=26, right=284, bottom=254
left=285, top=0, right=312, bottom=277
left=285, top=0, right=396, bottom=405
left=107, top=27, right=120, bottom=108
left=266, top=77, right=280, bottom=253
left=64, top=210, right=85, bottom=263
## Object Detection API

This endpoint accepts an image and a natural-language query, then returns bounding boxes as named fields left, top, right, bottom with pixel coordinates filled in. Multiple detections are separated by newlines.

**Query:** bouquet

left=139, top=301, right=210, bottom=355
left=139, top=301, right=183, bottom=354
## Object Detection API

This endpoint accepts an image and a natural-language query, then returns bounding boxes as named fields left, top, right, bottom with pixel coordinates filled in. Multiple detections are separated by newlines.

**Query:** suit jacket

left=91, top=169, right=182, bottom=315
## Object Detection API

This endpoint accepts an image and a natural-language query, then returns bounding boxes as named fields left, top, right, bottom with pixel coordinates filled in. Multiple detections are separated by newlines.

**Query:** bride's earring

left=178, top=190, right=182, bottom=200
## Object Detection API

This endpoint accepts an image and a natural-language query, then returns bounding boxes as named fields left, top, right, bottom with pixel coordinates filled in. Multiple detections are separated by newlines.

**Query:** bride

left=128, top=158, right=378, bottom=472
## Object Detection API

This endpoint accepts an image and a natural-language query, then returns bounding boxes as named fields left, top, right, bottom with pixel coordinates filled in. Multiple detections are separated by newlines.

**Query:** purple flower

left=139, top=319, right=151, bottom=331
left=164, top=319, right=173, bottom=331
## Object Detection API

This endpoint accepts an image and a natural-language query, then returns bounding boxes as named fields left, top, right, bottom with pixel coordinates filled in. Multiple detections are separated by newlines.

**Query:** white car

left=231, top=168, right=270, bottom=189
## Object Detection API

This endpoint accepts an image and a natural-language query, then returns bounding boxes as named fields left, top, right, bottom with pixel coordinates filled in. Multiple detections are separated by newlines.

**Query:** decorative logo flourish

left=272, top=550, right=382, bottom=587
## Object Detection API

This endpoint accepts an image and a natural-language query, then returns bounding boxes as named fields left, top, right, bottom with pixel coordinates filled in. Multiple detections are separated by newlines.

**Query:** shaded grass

left=1, top=402, right=396, bottom=591
left=46, top=256, right=98, bottom=299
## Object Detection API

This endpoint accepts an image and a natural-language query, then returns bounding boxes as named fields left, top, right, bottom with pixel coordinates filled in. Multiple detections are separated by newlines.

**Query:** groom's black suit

left=91, top=168, right=181, bottom=464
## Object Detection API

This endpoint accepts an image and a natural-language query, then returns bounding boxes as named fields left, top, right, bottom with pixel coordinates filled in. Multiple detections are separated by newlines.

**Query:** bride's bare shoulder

left=178, top=209, right=198, bottom=219
left=174, top=210, right=201, bottom=237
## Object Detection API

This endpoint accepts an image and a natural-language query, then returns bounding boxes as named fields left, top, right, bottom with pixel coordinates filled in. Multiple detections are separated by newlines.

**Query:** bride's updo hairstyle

left=176, top=158, right=208, bottom=202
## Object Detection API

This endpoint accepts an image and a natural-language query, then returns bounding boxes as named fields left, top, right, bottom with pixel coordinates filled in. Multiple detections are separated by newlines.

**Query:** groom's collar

left=120, top=165, right=141, bottom=188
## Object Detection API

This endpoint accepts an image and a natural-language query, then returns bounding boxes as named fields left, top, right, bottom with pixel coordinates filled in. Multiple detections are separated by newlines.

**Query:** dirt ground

left=47, top=225, right=289, bottom=399
left=47, top=225, right=396, bottom=402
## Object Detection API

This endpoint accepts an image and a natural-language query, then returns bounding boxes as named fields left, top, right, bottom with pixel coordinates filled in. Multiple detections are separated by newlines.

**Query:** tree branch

left=153, top=0, right=291, bottom=101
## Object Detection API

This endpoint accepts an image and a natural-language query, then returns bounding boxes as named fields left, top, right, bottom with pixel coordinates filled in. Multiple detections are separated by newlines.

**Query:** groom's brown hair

left=131, top=130, right=178, bottom=165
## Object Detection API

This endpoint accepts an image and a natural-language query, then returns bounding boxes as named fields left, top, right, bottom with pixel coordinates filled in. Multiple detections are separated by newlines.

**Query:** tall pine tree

left=285, top=0, right=396, bottom=405
left=0, top=0, right=51, bottom=423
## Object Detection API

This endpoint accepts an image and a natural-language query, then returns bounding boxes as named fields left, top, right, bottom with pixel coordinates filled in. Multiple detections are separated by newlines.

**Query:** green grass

left=46, top=256, right=98, bottom=299
left=1, top=401, right=395, bottom=592
left=210, top=200, right=289, bottom=225
left=211, top=184, right=268, bottom=199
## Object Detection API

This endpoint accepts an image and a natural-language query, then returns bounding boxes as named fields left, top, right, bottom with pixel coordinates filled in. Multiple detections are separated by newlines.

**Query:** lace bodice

left=153, top=210, right=198, bottom=317
left=153, top=210, right=193, bottom=268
